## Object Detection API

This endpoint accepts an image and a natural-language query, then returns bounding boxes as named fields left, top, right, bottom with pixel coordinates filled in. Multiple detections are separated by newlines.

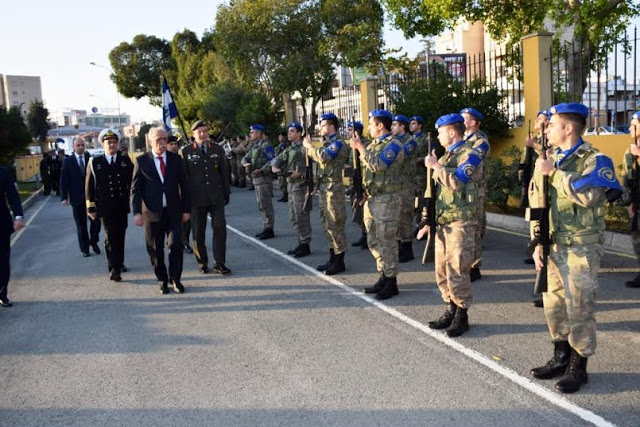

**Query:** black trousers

left=0, top=231, right=10, bottom=300
left=101, top=214, right=127, bottom=272
left=144, top=208, right=183, bottom=283
left=182, top=219, right=191, bottom=245
left=72, top=204, right=101, bottom=253
left=192, top=203, right=226, bottom=268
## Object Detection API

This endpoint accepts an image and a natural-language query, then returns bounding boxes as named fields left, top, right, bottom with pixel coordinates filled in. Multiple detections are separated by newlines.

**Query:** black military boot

left=428, top=303, right=457, bottom=329
left=445, top=305, right=469, bottom=337
left=294, top=243, right=311, bottom=258
left=351, top=232, right=367, bottom=247
left=287, top=244, right=301, bottom=255
left=324, top=251, right=346, bottom=275
left=364, top=273, right=386, bottom=294
left=399, top=241, right=414, bottom=263
left=258, top=228, right=275, bottom=240
left=625, top=272, right=640, bottom=288
left=317, top=249, right=335, bottom=271
left=470, top=267, right=482, bottom=282
left=360, top=237, right=369, bottom=250
left=375, top=276, right=399, bottom=300
left=555, top=348, right=589, bottom=393
left=530, top=340, right=571, bottom=379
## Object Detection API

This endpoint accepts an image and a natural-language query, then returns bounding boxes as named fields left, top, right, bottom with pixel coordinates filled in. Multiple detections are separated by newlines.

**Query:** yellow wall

left=14, top=155, right=41, bottom=182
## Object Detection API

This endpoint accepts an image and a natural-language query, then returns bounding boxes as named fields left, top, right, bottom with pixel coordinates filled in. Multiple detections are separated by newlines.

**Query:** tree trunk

left=565, top=35, right=593, bottom=103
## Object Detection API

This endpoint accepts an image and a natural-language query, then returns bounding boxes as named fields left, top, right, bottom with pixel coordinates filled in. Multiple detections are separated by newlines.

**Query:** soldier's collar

left=447, top=140, right=466, bottom=152
left=378, top=132, right=392, bottom=141
left=414, top=131, right=422, bottom=138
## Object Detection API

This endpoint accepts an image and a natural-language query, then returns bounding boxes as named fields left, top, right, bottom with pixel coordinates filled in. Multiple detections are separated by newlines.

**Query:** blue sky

left=1, top=0, right=423, bottom=123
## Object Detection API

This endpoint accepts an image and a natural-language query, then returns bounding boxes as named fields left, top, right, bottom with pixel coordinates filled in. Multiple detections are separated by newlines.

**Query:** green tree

left=26, top=100, right=50, bottom=154
left=381, top=0, right=640, bottom=96
left=0, top=106, right=31, bottom=167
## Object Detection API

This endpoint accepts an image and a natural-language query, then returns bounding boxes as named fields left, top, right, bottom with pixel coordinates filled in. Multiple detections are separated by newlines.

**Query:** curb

left=22, top=187, right=44, bottom=212
left=487, top=212, right=635, bottom=256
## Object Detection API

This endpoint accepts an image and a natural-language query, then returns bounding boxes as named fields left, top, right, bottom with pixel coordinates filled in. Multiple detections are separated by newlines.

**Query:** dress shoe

left=0, top=298, right=13, bottom=307
left=184, top=244, right=194, bottom=254
left=82, top=252, right=90, bottom=257
left=110, top=269, right=122, bottom=282
left=91, top=244, right=101, bottom=255
left=121, top=265, right=128, bottom=273
left=470, top=267, right=482, bottom=282
left=172, top=280, right=185, bottom=293
left=213, top=263, right=232, bottom=275
left=258, top=228, right=275, bottom=240
left=159, top=281, right=169, bottom=294
left=199, top=266, right=210, bottom=274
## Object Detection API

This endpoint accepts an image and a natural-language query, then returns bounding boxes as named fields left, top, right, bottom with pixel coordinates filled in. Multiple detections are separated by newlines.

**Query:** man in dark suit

left=167, top=134, right=193, bottom=254
left=86, top=129, right=134, bottom=282
left=60, top=137, right=101, bottom=257
left=0, top=166, right=24, bottom=307
left=132, top=127, right=191, bottom=294
left=181, top=120, right=231, bottom=275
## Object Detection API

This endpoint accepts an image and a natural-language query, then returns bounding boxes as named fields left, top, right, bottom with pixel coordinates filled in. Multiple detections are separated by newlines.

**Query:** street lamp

left=89, top=62, right=122, bottom=130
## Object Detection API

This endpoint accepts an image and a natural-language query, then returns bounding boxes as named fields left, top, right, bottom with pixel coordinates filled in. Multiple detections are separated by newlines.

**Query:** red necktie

left=158, top=156, right=165, bottom=178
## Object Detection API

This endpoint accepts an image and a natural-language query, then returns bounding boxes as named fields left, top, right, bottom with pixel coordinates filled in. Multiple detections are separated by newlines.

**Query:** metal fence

left=316, top=83, right=362, bottom=126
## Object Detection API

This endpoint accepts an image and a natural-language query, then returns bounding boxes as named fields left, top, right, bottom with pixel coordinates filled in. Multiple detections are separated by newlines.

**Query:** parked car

left=584, top=126, right=617, bottom=135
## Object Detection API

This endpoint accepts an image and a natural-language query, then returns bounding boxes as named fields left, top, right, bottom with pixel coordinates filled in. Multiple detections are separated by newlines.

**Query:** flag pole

left=162, top=74, right=190, bottom=144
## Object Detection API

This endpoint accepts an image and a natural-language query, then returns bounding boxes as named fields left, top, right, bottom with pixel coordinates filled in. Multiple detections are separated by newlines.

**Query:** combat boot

left=258, top=228, right=274, bottom=240
left=317, top=249, right=335, bottom=271
left=445, top=305, right=469, bottom=337
left=398, top=241, right=414, bottom=263
left=530, top=340, right=571, bottom=379
left=428, top=303, right=457, bottom=329
left=555, top=348, right=588, bottom=393
left=470, top=267, right=482, bottom=282
left=294, top=243, right=310, bottom=258
left=625, top=272, right=640, bottom=288
left=324, top=251, right=345, bottom=275
left=375, top=276, right=399, bottom=300
left=351, top=232, right=367, bottom=247
left=287, top=244, right=302, bottom=255
left=364, top=273, right=386, bottom=294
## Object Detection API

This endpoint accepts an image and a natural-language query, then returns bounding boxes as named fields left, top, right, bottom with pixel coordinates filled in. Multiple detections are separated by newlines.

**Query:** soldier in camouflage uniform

left=529, top=103, right=621, bottom=394
left=346, top=120, right=369, bottom=249
left=275, top=132, right=289, bottom=202
left=303, top=113, right=349, bottom=275
left=622, top=111, right=640, bottom=288
left=233, top=136, right=248, bottom=188
left=272, top=122, right=312, bottom=258
left=351, top=109, right=405, bottom=300
left=460, top=108, right=490, bottom=282
left=418, top=113, right=483, bottom=337
left=241, top=125, right=276, bottom=239
left=392, top=114, right=418, bottom=262
left=412, top=115, right=444, bottom=199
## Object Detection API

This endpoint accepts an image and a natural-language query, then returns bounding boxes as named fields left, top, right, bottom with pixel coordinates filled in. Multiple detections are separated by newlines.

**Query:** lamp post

left=89, top=62, right=122, bottom=130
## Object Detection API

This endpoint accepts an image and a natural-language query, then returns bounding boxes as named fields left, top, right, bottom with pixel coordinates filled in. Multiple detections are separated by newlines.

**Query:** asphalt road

left=1, top=184, right=638, bottom=427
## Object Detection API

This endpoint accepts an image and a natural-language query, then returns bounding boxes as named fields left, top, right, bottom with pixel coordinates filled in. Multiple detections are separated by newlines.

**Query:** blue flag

left=162, top=77, right=179, bottom=132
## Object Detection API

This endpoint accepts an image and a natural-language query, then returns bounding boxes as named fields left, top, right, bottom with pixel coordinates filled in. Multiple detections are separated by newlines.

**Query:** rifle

left=630, top=132, right=640, bottom=232
left=415, top=132, right=436, bottom=264
left=518, top=119, right=535, bottom=209
left=351, top=114, right=364, bottom=210
left=529, top=123, right=549, bottom=294
left=302, top=124, right=314, bottom=213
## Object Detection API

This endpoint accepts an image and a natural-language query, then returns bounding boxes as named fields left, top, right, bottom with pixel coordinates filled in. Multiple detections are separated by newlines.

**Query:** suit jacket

left=131, top=151, right=190, bottom=224
left=85, top=153, right=134, bottom=218
left=181, top=141, right=229, bottom=207
left=60, top=152, right=90, bottom=206
left=0, top=166, right=23, bottom=236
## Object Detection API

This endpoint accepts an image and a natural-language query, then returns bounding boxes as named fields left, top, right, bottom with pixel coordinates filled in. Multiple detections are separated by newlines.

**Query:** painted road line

left=11, top=195, right=51, bottom=247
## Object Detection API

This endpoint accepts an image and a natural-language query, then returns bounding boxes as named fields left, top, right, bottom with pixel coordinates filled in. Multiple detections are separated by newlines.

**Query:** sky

left=1, top=0, right=424, bottom=124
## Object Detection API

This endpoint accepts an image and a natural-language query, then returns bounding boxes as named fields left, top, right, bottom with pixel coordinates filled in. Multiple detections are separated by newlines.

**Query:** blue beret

left=460, top=107, right=484, bottom=120
left=287, top=122, right=303, bottom=131
left=347, top=121, right=364, bottom=132
left=549, top=103, right=589, bottom=118
left=321, top=113, right=338, bottom=121
left=537, top=110, right=551, bottom=119
left=249, top=124, right=265, bottom=132
left=392, top=114, right=410, bottom=124
left=369, top=109, right=393, bottom=120
left=435, top=113, right=465, bottom=129
left=633, top=111, right=640, bottom=121
left=410, top=115, right=425, bottom=124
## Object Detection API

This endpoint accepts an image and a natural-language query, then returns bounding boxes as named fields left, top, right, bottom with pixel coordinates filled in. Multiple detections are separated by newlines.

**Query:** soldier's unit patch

left=573, top=154, right=622, bottom=193
left=404, top=139, right=417, bottom=156
left=454, top=152, right=482, bottom=184
left=324, top=140, right=343, bottom=159
left=379, top=142, right=401, bottom=166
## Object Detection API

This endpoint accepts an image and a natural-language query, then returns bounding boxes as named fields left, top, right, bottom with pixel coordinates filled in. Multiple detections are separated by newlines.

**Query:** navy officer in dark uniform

left=181, top=120, right=231, bottom=275
left=86, top=128, right=134, bottom=282
left=0, top=166, right=24, bottom=307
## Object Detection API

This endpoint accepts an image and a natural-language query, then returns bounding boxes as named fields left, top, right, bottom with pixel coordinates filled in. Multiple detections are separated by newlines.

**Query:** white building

left=0, top=74, right=43, bottom=119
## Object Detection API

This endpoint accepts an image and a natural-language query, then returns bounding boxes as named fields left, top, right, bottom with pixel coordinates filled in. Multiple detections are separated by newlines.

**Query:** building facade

left=0, top=74, right=43, bottom=118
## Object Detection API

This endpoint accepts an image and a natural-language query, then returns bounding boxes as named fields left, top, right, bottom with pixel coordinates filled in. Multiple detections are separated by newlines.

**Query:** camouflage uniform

left=397, top=133, right=419, bottom=243
left=362, top=133, right=405, bottom=278
left=274, top=141, right=311, bottom=245
left=308, top=133, right=349, bottom=254
left=275, top=140, right=290, bottom=197
left=433, top=140, right=483, bottom=309
left=415, top=131, right=444, bottom=219
left=622, top=148, right=640, bottom=259
left=464, top=130, right=490, bottom=270
left=243, top=139, right=275, bottom=230
left=528, top=140, right=609, bottom=357
left=348, top=135, right=369, bottom=233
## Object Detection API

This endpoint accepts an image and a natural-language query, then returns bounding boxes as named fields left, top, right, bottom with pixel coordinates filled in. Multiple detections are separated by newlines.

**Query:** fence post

left=521, top=31, right=554, bottom=123
left=360, top=77, right=378, bottom=134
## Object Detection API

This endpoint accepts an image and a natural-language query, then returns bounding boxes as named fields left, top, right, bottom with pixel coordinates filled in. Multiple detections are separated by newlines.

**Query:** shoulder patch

left=324, top=140, right=344, bottom=160
left=404, top=139, right=418, bottom=156
left=473, top=140, right=490, bottom=159
left=264, top=145, right=275, bottom=161
left=379, top=141, right=401, bottom=166
left=454, top=151, right=482, bottom=184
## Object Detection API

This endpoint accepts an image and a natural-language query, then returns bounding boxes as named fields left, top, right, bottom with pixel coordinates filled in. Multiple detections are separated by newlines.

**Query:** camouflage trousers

left=435, top=219, right=477, bottom=309
left=631, top=229, right=640, bottom=262
left=278, top=175, right=287, bottom=194
left=364, top=193, right=402, bottom=278
left=235, top=159, right=246, bottom=183
left=415, top=175, right=427, bottom=224
left=318, top=181, right=347, bottom=254
left=544, top=243, right=602, bottom=357
left=350, top=192, right=365, bottom=232
left=398, top=185, right=416, bottom=243
left=472, top=188, right=486, bottom=269
left=253, top=175, right=274, bottom=229
left=288, top=182, right=311, bottom=245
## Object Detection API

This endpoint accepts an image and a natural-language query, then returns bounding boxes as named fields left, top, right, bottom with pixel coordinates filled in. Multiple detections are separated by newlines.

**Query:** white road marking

left=11, top=195, right=51, bottom=247
left=228, top=224, right=616, bottom=427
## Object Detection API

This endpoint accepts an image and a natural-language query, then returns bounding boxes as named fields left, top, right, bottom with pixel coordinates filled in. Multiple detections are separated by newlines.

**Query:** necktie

left=110, top=156, right=115, bottom=166
left=78, top=156, right=85, bottom=174
left=201, top=144, right=207, bottom=155
left=158, top=156, right=166, bottom=178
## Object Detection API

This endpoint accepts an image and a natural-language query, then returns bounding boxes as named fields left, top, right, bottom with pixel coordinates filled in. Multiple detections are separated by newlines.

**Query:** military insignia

left=384, top=149, right=396, bottom=160
left=598, top=167, right=616, bottom=183
left=329, top=143, right=338, bottom=153
left=463, top=163, right=476, bottom=177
